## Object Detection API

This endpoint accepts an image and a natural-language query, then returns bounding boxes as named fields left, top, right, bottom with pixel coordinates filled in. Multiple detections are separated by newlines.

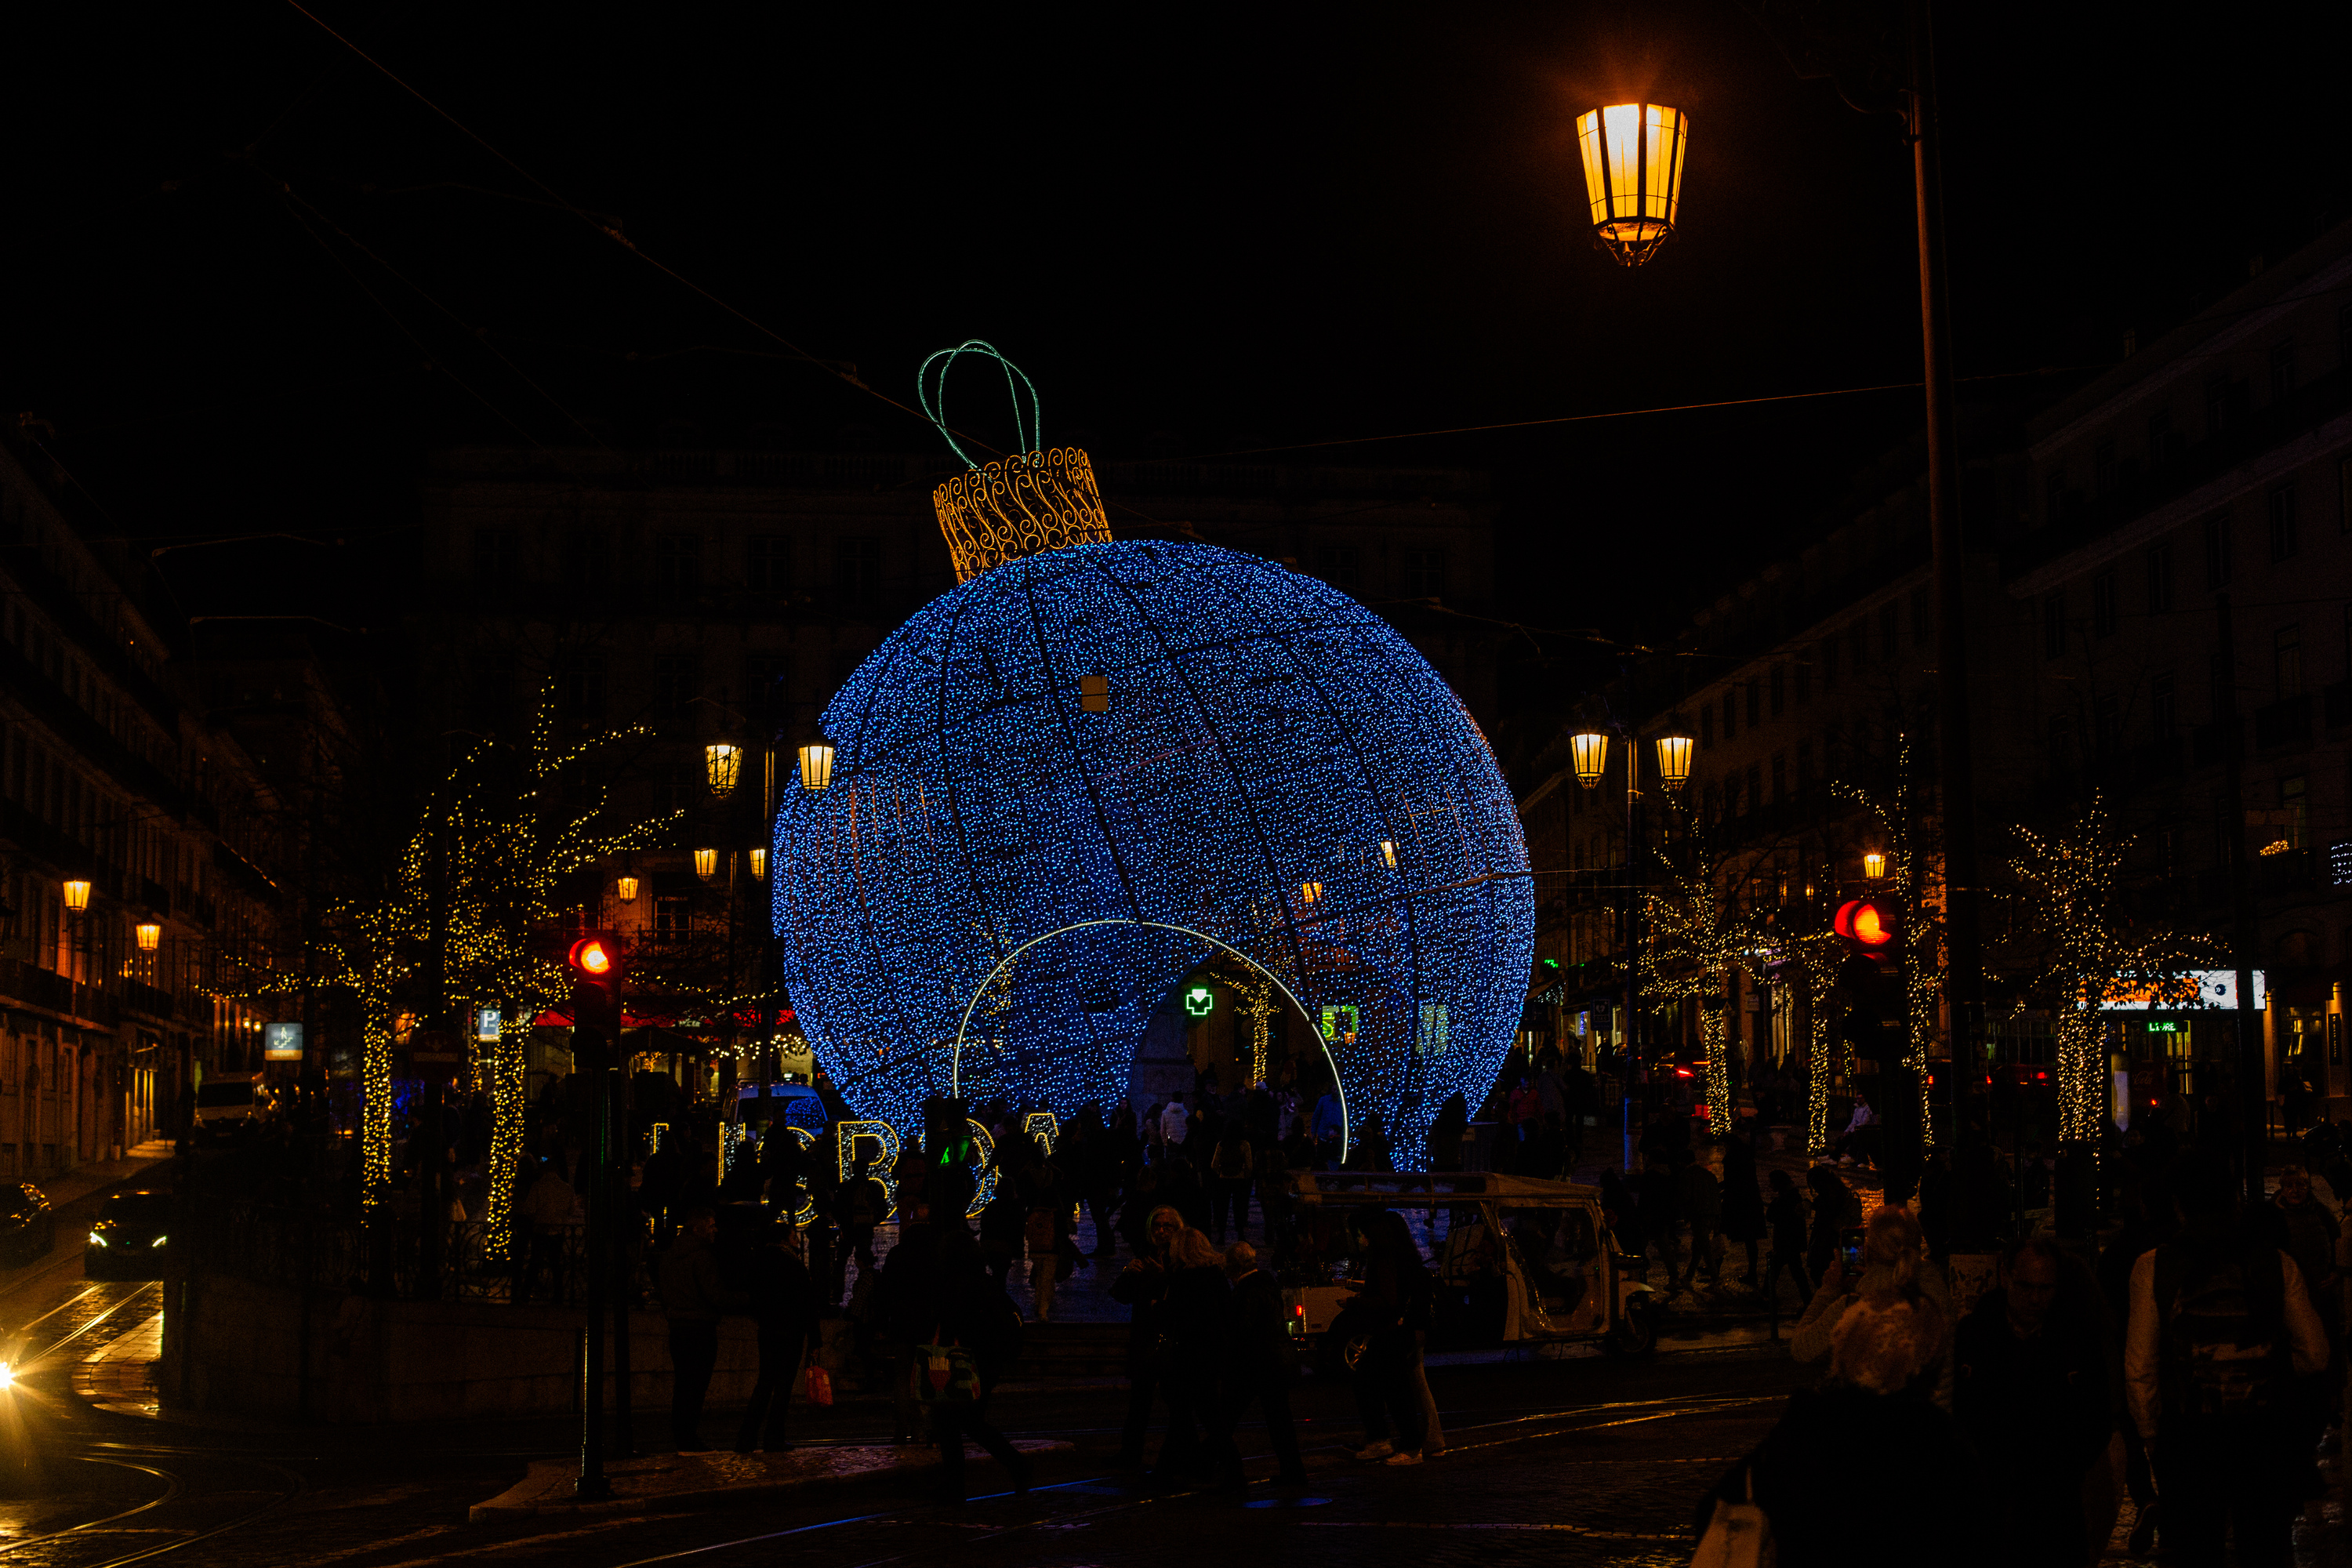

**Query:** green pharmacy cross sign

left=1183, top=985, right=1216, bottom=1018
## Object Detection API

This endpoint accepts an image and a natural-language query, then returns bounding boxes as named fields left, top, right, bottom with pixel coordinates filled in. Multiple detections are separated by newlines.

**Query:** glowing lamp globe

left=62, top=880, right=91, bottom=913
left=1654, top=731, right=1694, bottom=791
left=1570, top=731, right=1609, bottom=789
left=704, top=743, right=742, bottom=798
left=136, top=922, right=162, bottom=952
left=775, top=539, right=1533, bottom=1157
left=1576, top=103, right=1689, bottom=267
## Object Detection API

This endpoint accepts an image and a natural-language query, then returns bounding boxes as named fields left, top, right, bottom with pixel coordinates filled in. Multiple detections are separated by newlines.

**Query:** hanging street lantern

left=693, top=848, right=719, bottom=881
left=62, top=880, right=90, bottom=913
left=704, top=742, right=742, bottom=798
left=747, top=846, right=768, bottom=879
left=1575, top=103, right=1690, bottom=267
left=1380, top=839, right=1398, bottom=869
left=1863, top=851, right=1889, bottom=880
left=615, top=875, right=641, bottom=902
left=136, top=922, right=161, bottom=952
left=1654, top=730, right=1694, bottom=791
left=798, top=741, right=835, bottom=792
left=1300, top=880, right=1323, bottom=905
left=1570, top=731, right=1610, bottom=789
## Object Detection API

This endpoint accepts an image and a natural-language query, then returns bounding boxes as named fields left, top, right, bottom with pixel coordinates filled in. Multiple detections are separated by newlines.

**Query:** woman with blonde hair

left=1698, top=1291, right=1978, bottom=1564
left=1791, top=1203, right=1953, bottom=1403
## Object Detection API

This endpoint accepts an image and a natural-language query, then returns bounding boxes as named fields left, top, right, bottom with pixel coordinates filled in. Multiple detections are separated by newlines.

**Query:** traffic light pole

left=579, top=1051, right=611, bottom=1499
left=1909, top=0, right=1985, bottom=1219
left=2216, top=593, right=2269, bottom=1203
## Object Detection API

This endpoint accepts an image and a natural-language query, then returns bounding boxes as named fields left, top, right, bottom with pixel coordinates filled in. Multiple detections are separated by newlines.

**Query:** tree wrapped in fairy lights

left=277, top=695, right=673, bottom=1243
left=2006, top=797, right=2221, bottom=1149
left=1642, top=858, right=1768, bottom=1133
left=1833, top=736, right=1944, bottom=1145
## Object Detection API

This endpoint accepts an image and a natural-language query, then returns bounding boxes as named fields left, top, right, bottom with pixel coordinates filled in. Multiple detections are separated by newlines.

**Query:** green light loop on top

left=918, top=339, right=1040, bottom=470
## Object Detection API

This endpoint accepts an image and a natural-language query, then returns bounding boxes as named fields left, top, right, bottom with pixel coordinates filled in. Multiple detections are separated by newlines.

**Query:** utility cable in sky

left=278, top=0, right=998, bottom=456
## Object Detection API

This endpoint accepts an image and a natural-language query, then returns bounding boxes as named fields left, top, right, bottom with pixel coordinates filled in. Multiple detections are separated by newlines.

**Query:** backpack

left=2154, top=1240, right=2291, bottom=1418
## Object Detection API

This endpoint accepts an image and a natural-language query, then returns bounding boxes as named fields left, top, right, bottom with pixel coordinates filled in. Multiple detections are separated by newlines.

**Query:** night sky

left=5, top=1, right=2347, bottom=644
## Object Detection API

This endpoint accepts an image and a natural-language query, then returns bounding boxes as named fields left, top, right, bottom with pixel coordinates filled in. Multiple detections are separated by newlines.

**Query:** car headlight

left=89, top=1231, right=107, bottom=1247
left=151, top=1236, right=168, bottom=1247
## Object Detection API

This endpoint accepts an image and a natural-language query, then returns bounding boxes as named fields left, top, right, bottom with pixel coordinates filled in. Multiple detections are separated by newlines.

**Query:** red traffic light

left=568, top=936, right=617, bottom=976
left=1833, top=898, right=1898, bottom=948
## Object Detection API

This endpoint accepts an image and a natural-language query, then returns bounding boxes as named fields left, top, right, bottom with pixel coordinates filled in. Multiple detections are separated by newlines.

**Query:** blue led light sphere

left=773, top=539, right=1532, bottom=1162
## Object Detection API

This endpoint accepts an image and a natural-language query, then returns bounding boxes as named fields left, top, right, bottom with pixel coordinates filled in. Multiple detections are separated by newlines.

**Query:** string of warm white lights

left=2009, top=797, right=2222, bottom=1149
left=1835, top=739, right=1942, bottom=1148
left=1642, top=858, right=1767, bottom=1134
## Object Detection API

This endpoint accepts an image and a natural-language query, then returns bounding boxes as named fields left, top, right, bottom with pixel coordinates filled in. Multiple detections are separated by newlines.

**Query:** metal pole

left=578, top=1058, right=611, bottom=1497
left=1624, top=732, right=1642, bottom=1149
left=2216, top=592, right=2268, bottom=1203
left=1908, top=0, right=1984, bottom=1228
left=610, top=1064, right=633, bottom=1459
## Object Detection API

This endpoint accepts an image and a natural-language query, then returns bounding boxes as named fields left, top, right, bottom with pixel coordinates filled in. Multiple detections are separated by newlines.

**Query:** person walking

left=516, top=1155, right=578, bottom=1306
left=1762, top=1169, right=1813, bottom=1309
left=926, top=1229, right=1033, bottom=1504
left=1350, top=1210, right=1432, bottom=1466
left=735, top=1220, right=818, bottom=1454
left=1951, top=1238, right=2113, bottom=1567
left=1158, top=1093, right=1189, bottom=1156
left=1208, top=1241, right=1307, bottom=1490
left=1793, top=1206, right=1953, bottom=1406
left=1719, top=1124, right=1766, bottom=1286
left=2125, top=1157, right=2329, bottom=1567
left=836, top=1156, right=887, bottom=1294
left=1110, top=1204, right=1184, bottom=1468
left=1637, top=1156, right=1682, bottom=1291
left=1677, top=1153, right=1724, bottom=1289
left=659, top=1207, right=735, bottom=1454
left=1153, top=1225, right=1232, bottom=1483
left=1024, top=1193, right=1068, bottom=1322
left=1804, top=1160, right=1856, bottom=1284
left=1207, top=1124, right=1254, bottom=1243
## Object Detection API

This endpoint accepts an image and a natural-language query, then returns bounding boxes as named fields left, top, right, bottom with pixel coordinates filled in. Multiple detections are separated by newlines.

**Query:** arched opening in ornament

left=949, top=917, right=1349, bottom=1161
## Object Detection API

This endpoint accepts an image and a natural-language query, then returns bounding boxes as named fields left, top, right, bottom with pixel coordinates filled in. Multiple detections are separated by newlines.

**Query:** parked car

left=193, top=1073, right=267, bottom=1140
left=0, top=1185, right=55, bottom=1267
left=85, top=1191, right=172, bottom=1280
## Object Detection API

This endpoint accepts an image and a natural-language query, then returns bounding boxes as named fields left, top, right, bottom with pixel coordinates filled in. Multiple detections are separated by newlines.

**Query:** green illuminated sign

left=1183, top=985, right=1215, bottom=1018
left=2146, top=1020, right=2181, bottom=1033
left=1321, top=1004, right=1358, bottom=1044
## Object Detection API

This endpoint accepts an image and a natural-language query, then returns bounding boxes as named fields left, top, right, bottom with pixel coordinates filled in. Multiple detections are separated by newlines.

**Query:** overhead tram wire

left=278, top=0, right=1001, bottom=458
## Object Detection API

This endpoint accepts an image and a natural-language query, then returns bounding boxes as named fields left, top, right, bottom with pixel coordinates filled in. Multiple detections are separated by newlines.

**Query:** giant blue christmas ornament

left=772, top=346, right=1533, bottom=1162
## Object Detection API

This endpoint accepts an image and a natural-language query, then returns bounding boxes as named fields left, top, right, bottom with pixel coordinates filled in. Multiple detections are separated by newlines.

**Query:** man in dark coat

left=1952, top=1239, right=2113, bottom=1566
left=734, top=1221, right=819, bottom=1453
left=658, top=1207, right=737, bottom=1453
left=927, top=1229, right=1031, bottom=1503
left=1109, top=1204, right=1183, bottom=1468
left=1207, top=1241, right=1306, bottom=1489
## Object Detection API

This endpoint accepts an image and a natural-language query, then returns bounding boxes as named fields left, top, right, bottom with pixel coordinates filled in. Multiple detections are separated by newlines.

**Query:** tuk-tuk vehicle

left=1281, top=1170, right=1659, bottom=1359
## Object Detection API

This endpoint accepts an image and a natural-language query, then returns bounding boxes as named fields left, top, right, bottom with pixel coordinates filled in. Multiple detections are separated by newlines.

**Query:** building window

left=2094, top=439, right=2118, bottom=496
left=2204, top=513, right=2234, bottom=590
left=747, top=535, right=790, bottom=594
left=1401, top=548, right=1448, bottom=600
left=1745, top=680, right=1761, bottom=728
left=654, top=895, right=691, bottom=945
left=2276, top=623, right=2303, bottom=698
left=1721, top=689, right=1736, bottom=741
left=561, top=528, right=609, bottom=588
left=1795, top=655, right=1811, bottom=706
left=654, top=532, right=702, bottom=601
left=2283, top=774, right=2308, bottom=850
left=557, top=651, right=607, bottom=724
left=2151, top=673, right=2176, bottom=744
left=2094, top=695, right=2121, bottom=754
left=1770, top=752, right=1786, bottom=803
left=1317, top=545, right=1362, bottom=595
left=1704, top=782, right=1722, bottom=826
left=1796, top=738, right=1813, bottom=794
left=652, top=653, right=699, bottom=729
left=835, top=537, right=882, bottom=608
left=2148, top=408, right=2179, bottom=468
left=2043, top=592, right=2067, bottom=660
left=1744, top=763, right=1761, bottom=816
left=2270, top=339, right=2297, bottom=403
left=471, top=527, right=517, bottom=583
left=1769, top=664, right=1785, bottom=717
left=1700, top=706, right=1714, bottom=747
left=1879, top=601, right=1900, bottom=662
left=2147, top=541, right=2174, bottom=613
left=743, top=653, right=791, bottom=724
left=2092, top=570, right=2118, bottom=639
left=1849, top=619, right=1867, bottom=672
left=2268, top=482, right=2299, bottom=563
